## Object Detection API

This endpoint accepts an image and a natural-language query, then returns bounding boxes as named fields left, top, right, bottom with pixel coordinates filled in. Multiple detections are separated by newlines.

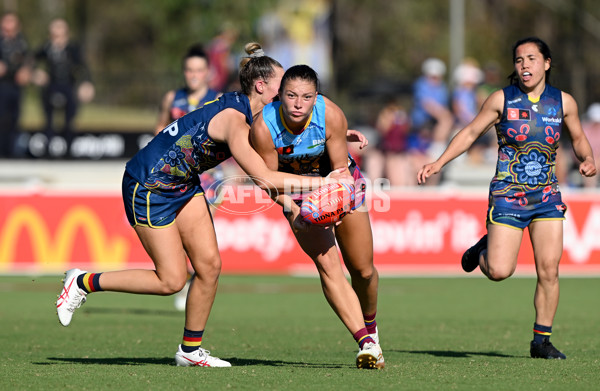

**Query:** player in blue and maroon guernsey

left=251, top=65, right=384, bottom=369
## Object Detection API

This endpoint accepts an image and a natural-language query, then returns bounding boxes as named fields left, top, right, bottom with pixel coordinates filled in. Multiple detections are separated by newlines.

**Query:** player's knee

left=536, top=264, right=559, bottom=282
left=485, top=265, right=513, bottom=281
left=191, top=253, right=222, bottom=281
left=347, top=263, right=376, bottom=282
left=158, top=275, right=188, bottom=295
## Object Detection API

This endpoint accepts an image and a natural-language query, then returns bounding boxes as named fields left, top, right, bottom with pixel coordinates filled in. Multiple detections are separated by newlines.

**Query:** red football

left=300, top=182, right=355, bottom=225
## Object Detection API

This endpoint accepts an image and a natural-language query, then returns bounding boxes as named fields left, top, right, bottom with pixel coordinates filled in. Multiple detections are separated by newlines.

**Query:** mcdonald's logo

left=0, top=204, right=130, bottom=272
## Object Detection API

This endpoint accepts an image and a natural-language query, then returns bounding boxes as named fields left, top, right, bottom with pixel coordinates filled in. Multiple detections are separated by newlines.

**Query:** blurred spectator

left=0, top=12, right=31, bottom=158
left=155, top=43, right=221, bottom=134
left=410, top=58, right=454, bottom=153
left=579, top=102, right=600, bottom=188
left=257, top=0, right=333, bottom=91
left=452, top=60, right=486, bottom=163
left=476, top=61, right=503, bottom=108
left=367, top=96, right=412, bottom=186
left=409, top=58, right=454, bottom=185
left=452, top=60, right=483, bottom=128
left=206, top=24, right=238, bottom=92
left=32, top=18, right=94, bottom=155
left=475, top=61, right=503, bottom=164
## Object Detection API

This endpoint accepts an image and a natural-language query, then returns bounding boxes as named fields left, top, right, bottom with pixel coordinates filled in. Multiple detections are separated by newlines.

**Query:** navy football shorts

left=486, top=197, right=567, bottom=230
left=122, top=171, right=204, bottom=228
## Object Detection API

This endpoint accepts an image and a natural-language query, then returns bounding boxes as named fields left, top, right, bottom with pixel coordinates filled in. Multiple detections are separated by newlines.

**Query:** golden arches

left=0, top=205, right=129, bottom=271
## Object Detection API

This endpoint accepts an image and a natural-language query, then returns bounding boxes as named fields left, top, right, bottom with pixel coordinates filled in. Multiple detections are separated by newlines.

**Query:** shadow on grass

left=39, top=357, right=351, bottom=368
left=81, top=307, right=182, bottom=317
left=39, top=357, right=174, bottom=366
left=227, top=358, right=350, bottom=368
left=392, top=349, right=518, bottom=358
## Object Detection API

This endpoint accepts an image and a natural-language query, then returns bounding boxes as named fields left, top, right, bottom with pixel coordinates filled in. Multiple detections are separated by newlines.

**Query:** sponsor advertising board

left=1, top=187, right=599, bottom=275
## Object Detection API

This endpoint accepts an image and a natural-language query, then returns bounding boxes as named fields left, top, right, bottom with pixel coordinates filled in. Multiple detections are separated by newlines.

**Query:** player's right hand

left=326, top=167, right=354, bottom=187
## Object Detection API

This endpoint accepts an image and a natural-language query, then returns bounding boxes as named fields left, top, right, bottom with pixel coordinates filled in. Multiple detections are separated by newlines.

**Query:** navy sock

left=76, top=273, right=103, bottom=294
left=533, top=323, right=552, bottom=344
left=181, top=328, right=204, bottom=353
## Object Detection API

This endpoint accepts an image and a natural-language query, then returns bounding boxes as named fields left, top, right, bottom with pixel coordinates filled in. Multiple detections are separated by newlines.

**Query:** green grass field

left=1, top=275, right=599, bottom=390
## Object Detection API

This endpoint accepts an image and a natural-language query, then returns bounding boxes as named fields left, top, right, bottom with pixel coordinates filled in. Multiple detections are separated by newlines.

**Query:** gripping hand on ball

left=326, top=167, right=354, bottom=187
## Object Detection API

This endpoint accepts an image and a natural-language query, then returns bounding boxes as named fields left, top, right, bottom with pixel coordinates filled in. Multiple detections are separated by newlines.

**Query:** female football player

left=250, top=65, right=384, bottom=369
left=418, top=37, right=596, bottom=359
left=155, top=43, right=221, bottom=134
left=56, top=43, right=350, bottom=368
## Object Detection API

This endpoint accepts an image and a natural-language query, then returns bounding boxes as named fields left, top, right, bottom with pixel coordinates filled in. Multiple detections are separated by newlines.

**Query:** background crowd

left=1, top=0, right=600, bottom=189
left=351, top=56, right=600, bottom=189
left=0, top=12, right=94, bottom=158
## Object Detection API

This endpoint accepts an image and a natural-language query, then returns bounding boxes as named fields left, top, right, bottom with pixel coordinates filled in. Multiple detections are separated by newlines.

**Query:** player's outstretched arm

left=417, top=89, right=504, bottom=184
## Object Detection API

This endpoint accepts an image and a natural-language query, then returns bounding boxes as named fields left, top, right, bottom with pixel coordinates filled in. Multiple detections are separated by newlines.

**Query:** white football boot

left=174, top=345, right=232, bottom=367
left=356, top=341, right=385, bottom=369
left=370, top=326, right=380, bottom=345
left=56, top=268, right=87, bottom=326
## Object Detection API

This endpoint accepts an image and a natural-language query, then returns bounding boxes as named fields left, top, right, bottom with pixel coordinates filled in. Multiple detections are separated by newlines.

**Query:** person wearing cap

left=452, top=60, right=488, bottom=163
left=408, top=57, right=454, bottom=184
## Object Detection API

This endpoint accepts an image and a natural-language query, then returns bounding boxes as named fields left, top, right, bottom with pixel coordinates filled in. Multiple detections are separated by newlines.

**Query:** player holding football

left=55, top=43, right=351, bottom=368
left=251, top=65, right=384, bottom=369
left=418, top=37, right=596, bottom=359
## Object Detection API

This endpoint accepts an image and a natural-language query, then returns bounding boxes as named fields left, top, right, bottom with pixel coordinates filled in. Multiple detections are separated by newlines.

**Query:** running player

left=155, top=43, right=224, bottom=311
left=417, top=37, right=596, bottom=359
left=55, top=43, right=350, bottom=368
left=250, top=65, right=384, bottom=369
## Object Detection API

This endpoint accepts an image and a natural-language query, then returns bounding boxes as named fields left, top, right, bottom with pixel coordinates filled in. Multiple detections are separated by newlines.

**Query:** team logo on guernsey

left=277, top=145, right=294, bottom=155
left=507, top=108, right=530, bottom=121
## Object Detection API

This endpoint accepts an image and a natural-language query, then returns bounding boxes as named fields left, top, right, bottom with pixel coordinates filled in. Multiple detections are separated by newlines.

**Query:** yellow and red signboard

left=1, top=189, right=599, bottom=275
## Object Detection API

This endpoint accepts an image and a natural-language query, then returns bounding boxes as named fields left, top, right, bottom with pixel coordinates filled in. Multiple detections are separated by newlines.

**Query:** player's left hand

left=346, top=129, right=369, bottom=149
left=579, top=157, right=597, bottom=177
left=284, top=202, right=309, bottom=232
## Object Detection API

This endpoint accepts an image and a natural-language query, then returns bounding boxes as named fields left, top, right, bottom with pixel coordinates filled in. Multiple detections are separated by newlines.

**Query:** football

left=300, top=182, right=355, bottom=225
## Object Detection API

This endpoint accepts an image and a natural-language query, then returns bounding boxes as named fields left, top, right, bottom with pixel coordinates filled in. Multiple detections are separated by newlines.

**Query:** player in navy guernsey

left=418, top=37, right=596, bottom=360
left=251, top=65, right=384, bottom=369
left=155, top=44, right=221, bottom=134
left=55, top=43, right=350, bottom=368
left=153, top=44, right=223, bottom=312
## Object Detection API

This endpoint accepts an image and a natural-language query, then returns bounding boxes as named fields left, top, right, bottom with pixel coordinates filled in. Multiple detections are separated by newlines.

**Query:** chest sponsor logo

left=542, top=116, right=562, bottom=125
left=507, top=108, right=530, bottom=121
left=308, top=139, right=326, bottom=149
